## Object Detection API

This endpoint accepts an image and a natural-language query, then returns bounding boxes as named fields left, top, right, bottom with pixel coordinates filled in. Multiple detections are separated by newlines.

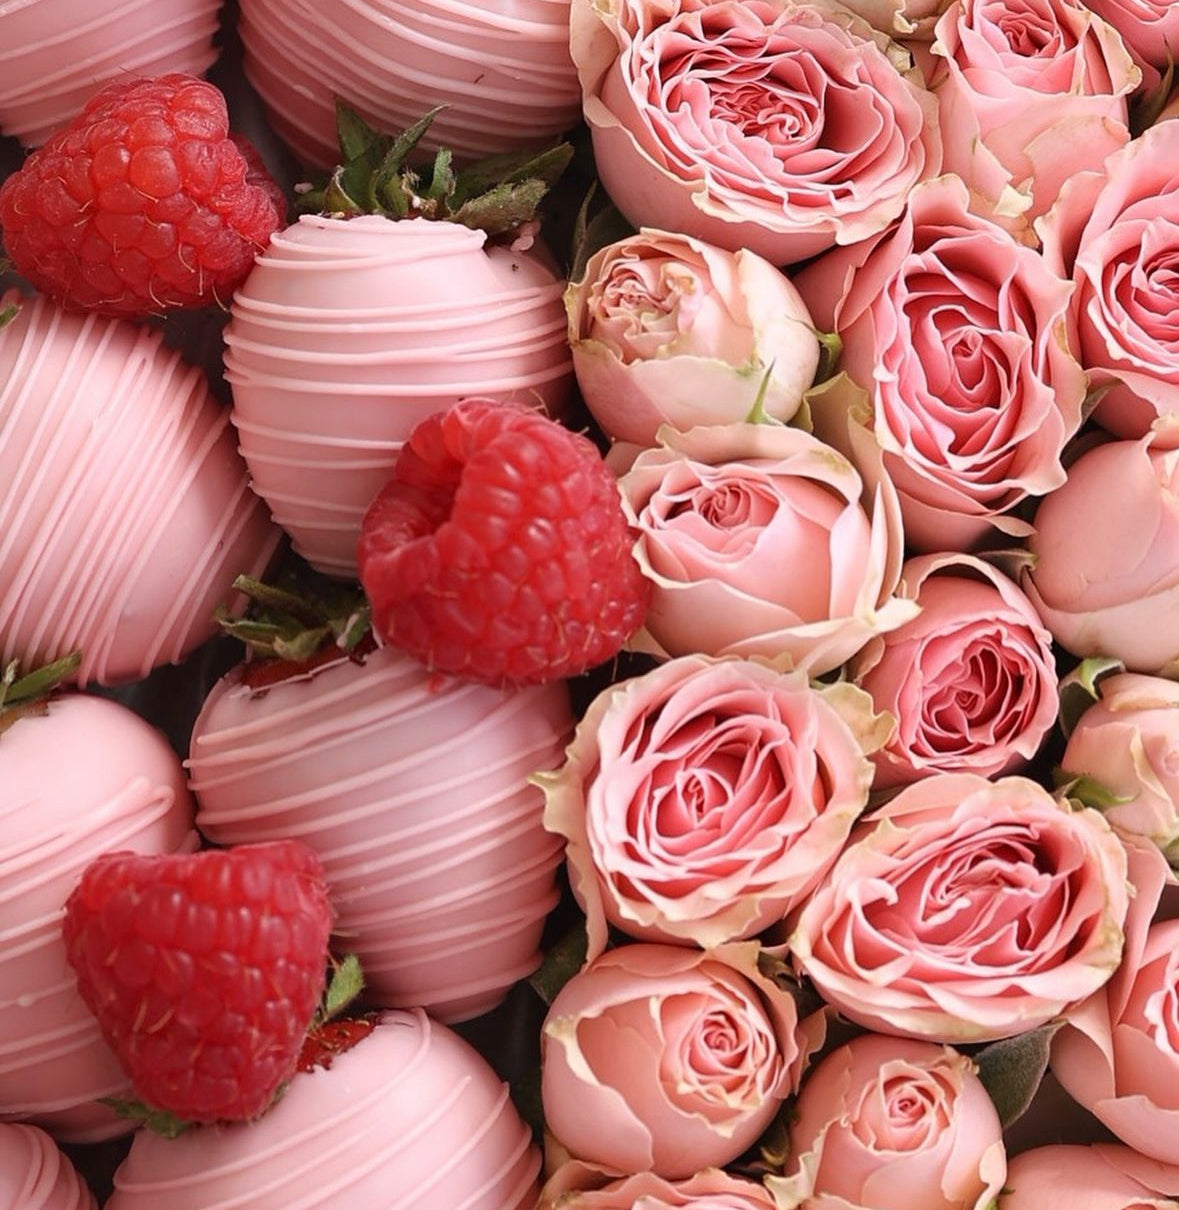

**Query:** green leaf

left=0, top=302, right=19, bottom=329
left=451, top=143, right=573, bottom=210
left=421, top=147, right=456, bottom=204
left=973, top=1020, right=1063, bottom=1128
left=0, top=651, right=82, bottom=710
left=376, top=105, right=445, bottom=180
left=99, top=1097, right=191, bottom=1139
left=316, top=954, right=365, bottom=1026
left=334, top=101, right=385, bottom=167
left=569, top=188, right=636, bottom=282
left=450, top=178, right=549, bottom=238
left=528, top=920, right=587, bottom=1005
left=1058, top=656, right=1124, bottom=738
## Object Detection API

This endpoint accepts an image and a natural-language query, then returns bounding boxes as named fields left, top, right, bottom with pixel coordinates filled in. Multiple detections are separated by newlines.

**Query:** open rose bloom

left=540, top=1161, right=778, bottom=1208
left=796, top=174, right=1086, bottom=551
left=571, top=0, right=941, bottom=264
left=540, top=943, right=821, bottom=1180
left=616, top=406, right=917, bottom=675
left=1001, top=1144, right=1179, bottom=1209
left=566, top=229, right=820, bottom=445
left=789, top=773, right=1130, bottom=1042
left=539, top=655, right=886, bottom=955
left=768, top=1033, right=1007, bottom=1210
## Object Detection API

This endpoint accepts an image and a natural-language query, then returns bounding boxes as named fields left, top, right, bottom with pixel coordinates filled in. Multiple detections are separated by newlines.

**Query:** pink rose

left=795, top=174, right=1086, bottom=551
left=928, top=0, right=1139, bottom=226
left=1038, top=123, right=1179, bottom=445
left=839, top=0, right=954, bottom=39
left=1001, top=1144, right=1179, bottom=1209
left=851, top=553, right=1059, bottom=788
left=539, top=655, right=885, bottom=956
left=1052, top=838, right=1179, bottom=1166
left=789, top=773, right=1131, bottom=1042
left=1022, top=438, right=1179, bottom=674
left=767, top=1034, right=1006, bottom=1210
left=566, top=229, right=820, bottom=445
left=570, top=0, right=941, bottom=265
left=615, top=408, right=917, bottom=675
left=1061, top=672, right=1179, bottom=865
left=1083, top=0, right=1179, bottom=83
left=540, top=942, right=819, bottom=1179
left=540, top=1161, right=778, bottom=1209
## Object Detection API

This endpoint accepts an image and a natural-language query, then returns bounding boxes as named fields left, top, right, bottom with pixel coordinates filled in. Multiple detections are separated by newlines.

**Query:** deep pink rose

left=1022, top=438, right=1179, bottom=674
left=796, top=174, right=1086, bottom=551
left=768, top=1034, right=1006, bottom=1210
left=1038, top=123, right=1179, bottom=445
left=851, top=553, right=1059, bottom=788
left=570, top=0, right=941, bottom=265
left=539, top=656, right=884, bottom=956
left=1001, top=1144, right=1179, bottom=1209
left=614, top=409, right=917, bottom=675
left=540, top=1161, right=778, bottom=1209
left=540, top=942, right=819, bottom=1180
left=789, top=773, right=1131, bottom=1042
left=566, top=229, right=819, bottom=445
left=928, top=0, right=1138, bottom=228
left=1061, top=672, right=1179, bottom=866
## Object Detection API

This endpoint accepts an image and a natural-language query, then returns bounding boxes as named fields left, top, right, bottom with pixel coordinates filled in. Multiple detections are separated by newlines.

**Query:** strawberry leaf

left=100, top=1097, right=192, bottom=1139
left=316, top=954, right=365, bottom=1026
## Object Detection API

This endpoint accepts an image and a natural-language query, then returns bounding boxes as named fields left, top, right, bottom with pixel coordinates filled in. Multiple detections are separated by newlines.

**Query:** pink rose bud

left=1038, top=123, right=1179, bottom=445
left=790, top=773, right=1131, bottom=1043
left=1000, top=1144, right=1179, bottom=1209
left=929, top=0, right=1139, bottom=228
left=767, top=1034, right=1007, bottom=1210
left=1053, top=916, right=1179, bottom=1166
left=540, top=1161, right=778, bottom=1209
left=795, top=174, right=1086, bottom=552
left=538, top=655, right=886, bottom=957
left=615, top=416, right=917, bottom=676
left=1061, top=672, right=1179, bottom=866
left=540, top=942, right=819, bottom=1180
left=566, top=229, right=820, bottom=446
left=1023, top=438, right=1179, bottom=674
left=852, top=554, right=1059, bottom=788
left=571, top=0, right=941, bottom=265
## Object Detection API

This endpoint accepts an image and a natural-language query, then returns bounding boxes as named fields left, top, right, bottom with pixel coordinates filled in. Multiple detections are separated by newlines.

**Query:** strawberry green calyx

left=0, top=651, right=82, bottom=735
left=99, top=1097, right=192, bottom=1140
left=298, top=103, right=573, bottom=239
left=216, top=568, right=371, bottom=672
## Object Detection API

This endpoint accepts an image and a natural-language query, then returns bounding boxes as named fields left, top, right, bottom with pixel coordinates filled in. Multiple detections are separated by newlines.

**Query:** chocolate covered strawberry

left=0, top=73, right=283, bottom=317
left=62, top=841, right=333, bottom=1126
left=223, top=107, right=574, bottom=578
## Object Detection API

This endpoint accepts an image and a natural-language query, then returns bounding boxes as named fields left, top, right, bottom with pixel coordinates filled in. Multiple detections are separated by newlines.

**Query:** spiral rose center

left=852, top=1068, right=952, bottom=1152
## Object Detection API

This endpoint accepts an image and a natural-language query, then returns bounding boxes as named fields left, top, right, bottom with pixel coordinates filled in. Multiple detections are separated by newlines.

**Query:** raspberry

left=62, top=841, right=333, bottom=1125
left=0, top=74, right=283, bottom=317
left=357, top=400, right=650, bottom=685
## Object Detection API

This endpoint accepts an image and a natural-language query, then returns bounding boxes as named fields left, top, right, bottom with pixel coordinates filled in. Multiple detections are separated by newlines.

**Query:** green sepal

left=0, top=302, right=18, bottom=329
left=99, top=1097, right=191, bottom=1139
left=568, top=183, right=635, bottom=282
left=0, top=651, right=82, bottom=710
left=1058, top=656, right=1124, bottom=738
left=314, top=954, right=365, bottom=1028
left=745, top=363, right=782, bottom=426
left=1055, top=770, right=1135, bottom=813
left=972, top=1020, right=1063, bottom=1129
left=811, top=327, right=843, bottom=386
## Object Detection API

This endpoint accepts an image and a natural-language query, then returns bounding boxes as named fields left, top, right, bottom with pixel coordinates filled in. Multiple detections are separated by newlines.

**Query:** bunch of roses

left=532, top=0, right=1179, bottom=1207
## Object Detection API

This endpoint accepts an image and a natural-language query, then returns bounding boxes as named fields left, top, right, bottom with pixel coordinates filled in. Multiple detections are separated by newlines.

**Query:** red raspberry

left=357, top=400, right=650, bottom=686
left=0, top=74, right=283, bottom=317
left=62, top=841, right=333, bottom=1125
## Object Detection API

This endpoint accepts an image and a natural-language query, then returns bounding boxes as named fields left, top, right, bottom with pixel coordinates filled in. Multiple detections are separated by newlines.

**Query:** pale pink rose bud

left=566, top=229, right=820, bottom=446
left=767, top=1034, right=1006, bottom=1210
left=790, top=773, right=1131, bottom=1043
left=1022, top=438, right=1179, bottom=674
left=1053, top=914, right=1179, bottom=1166
left=1061, top=672, right=1179, bottom=866
left=929, top=0, right=1139, bottom=228
left=1001, top=1143, right=1179, bottom=1209
left=571, top=0, right=941, bottom=265
left=540, top=942, right=819, bottom=1180
left=795, top=174, right=1086, bottom=552
left=1038, top=123, right=1179, bottom=445
left=614, top=414, right=917, bottom=676
left=540, top=1161, right=778, bottom=1209
left=852, top=553, right=1059, bottom=788
left=538, top=655, right=886, bottom=957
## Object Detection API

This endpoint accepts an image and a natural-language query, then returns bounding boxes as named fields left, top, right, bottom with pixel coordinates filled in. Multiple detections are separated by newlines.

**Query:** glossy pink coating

left=224, top=215, right=572, bottom=578
left=106, top=1010, right=540, bottom=1210
left=237, top=0, right=579, bottom=167
left=0, top=694, right=197, bottom=1143
left=188, top=643, right=572, bottom=1021
left=0, top=0, right=222, bottom=146
left=0, top=1122, right=97, bottom=1210
left=0, top=291, right=281, bottom=686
